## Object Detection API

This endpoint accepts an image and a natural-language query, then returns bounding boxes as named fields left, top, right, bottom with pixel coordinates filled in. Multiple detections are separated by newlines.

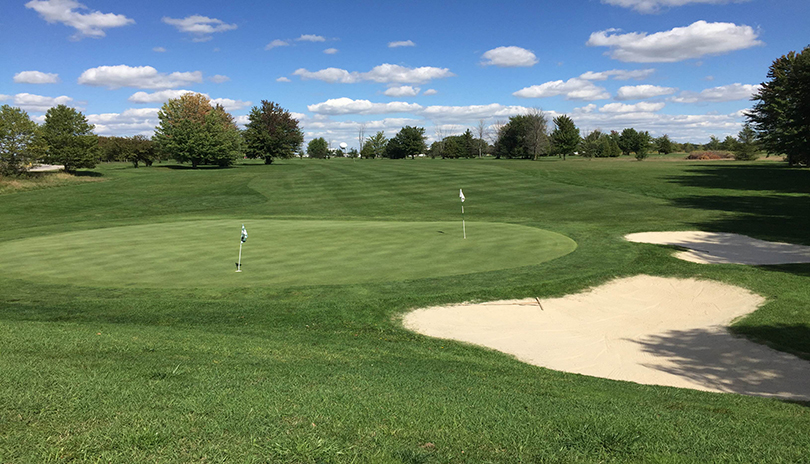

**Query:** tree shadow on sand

left=630, top=327, right=810, bottom=402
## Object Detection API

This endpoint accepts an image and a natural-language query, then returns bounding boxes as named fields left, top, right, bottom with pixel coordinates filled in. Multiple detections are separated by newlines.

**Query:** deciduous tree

left=307, top=137, right=329, bottom=158
left=243, top=101, right=303, bottom=164
left=0, top=105, right=43, bottom=175
left=385, top=126, right=426, bottom=159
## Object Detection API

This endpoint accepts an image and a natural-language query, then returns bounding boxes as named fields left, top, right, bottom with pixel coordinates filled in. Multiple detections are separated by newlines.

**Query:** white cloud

left=152, top=46, right=166, bottom=53
left=602, top=0, right=747, bottom=14
left=210, top=98, right=252, bottom=111
left=579, top=68, right=655, bottom=81
left=161, top=15, right=237, bottom=42
left=14, top=71, right=60, bottom=84
left=88, top=108, right=160, bottom=136
left=587, top=21, right=763, bottom=63
left=265, top=39, right=289, bottom=50
left=307, top=98, right=423, bottom=115
left=293, top=64, right=454, bottom=85
left=10, top=93, right=74, bottom=112
left=25, top=0, right=134, bottom=39
left=0, top=95, right=9, bottom=102
left=297, top=34, right=325, bottom=42
left=128, top=89, right=198, bottom=103
left=481, top=46, right=538, bottom=67
left=599, top=102, right=666, bottom=113
left=670, top=83, right=760, bottom=103
left=513, top=78, right=610, bottom=100
left=423, top=89, right=438, bottom=96
left=389, top=40, right=416, bottom=48
left=383, top=86, right=421, bottom=97
left=78, top=65, right=203, bottom=89
left=209, top=74, right=230, bottom=83
left=615, top=84, right=677, bottom=100
left=420, top=104, right=534, bottom=122
left=323, top=48, right=339, bottom=55
left=276, top=77, right=291, bottom=83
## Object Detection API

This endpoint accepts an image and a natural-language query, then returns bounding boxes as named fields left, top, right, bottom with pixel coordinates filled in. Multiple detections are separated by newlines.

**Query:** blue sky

left=1, top=0, right=807, bottom=146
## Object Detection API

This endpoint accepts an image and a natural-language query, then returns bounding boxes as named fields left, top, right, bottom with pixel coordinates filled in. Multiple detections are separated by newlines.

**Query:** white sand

left=625, top=231, right=810, bottom=265
left=28, top=164, right=64, bottom=172
left=403, top=275, right=810, bottom=400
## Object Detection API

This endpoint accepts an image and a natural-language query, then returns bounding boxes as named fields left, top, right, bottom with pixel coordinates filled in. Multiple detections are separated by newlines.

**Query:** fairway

left=0, top=219, right=576, bottom=287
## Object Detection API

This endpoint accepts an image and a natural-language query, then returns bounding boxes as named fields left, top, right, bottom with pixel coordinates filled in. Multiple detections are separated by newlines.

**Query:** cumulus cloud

left=276, top=77, right=291, bottom=83
left=9, top=93, right=75, bottom=112
left=25, top=0, right=134, bottom=39
left=587, top=21, right=763, bottom=63
left=420, top=104, right=534, bottom=122
left=293, top=64, right=454, bottom=85
left=599, top=102, right=666, bottom=113
left=297, top=34, right=325, bottom=42
left=513, top=78, right=610, bottom=100
left=128, top=89, right=197, bottom=103
left=389, top=40, right=415, bottom=48
left=323, top=48, right=338, bottom=55
left=0, top=95, right=9, bottom=102
left=78, top=65, right=203, bottom=89
left=307, top=98, right=423, bottom=115
left=579, top=68, right=655, bottom=81
left=670, top=83, right=760, bottom=103
left=88, top=108, right=160, bottom=136
left=481, top=46, right=538, bottom=67
left=602, top=0, right=747, bottom=14
left=615, top=84, right=677, bottom=100
left=210, top=98, right=252, bottom=111
left=423, top=89, right=438, bottom=96
left=265, top=39, right=289, bottom=50
left=384, top=86, right=421, bottom=97
left=14, top=71, right=60, bottom=84
left=209, top=74, right=230, bottom=83
left=162, top=15, right=237, bottom=42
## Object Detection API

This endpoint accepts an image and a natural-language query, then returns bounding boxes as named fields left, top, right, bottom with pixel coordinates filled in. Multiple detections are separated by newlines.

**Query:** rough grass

left=1, top=158, right=809, bottom=463
left=0, top=171, right=103, bottom=194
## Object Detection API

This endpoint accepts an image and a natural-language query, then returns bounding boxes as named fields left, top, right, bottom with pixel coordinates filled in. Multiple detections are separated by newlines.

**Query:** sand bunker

left=404, top=276, right=810, bottom=400
left=625, top=231, right=810, bottom=265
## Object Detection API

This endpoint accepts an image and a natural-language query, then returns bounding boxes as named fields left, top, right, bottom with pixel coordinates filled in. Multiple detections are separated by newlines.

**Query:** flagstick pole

left=462, top=204, right=466, bottom=239
left=236, top=241, right=243, bottom=272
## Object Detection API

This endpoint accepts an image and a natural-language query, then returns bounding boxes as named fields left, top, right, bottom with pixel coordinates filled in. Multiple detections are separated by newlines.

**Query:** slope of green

left=1, top=158, right=809, bottom=463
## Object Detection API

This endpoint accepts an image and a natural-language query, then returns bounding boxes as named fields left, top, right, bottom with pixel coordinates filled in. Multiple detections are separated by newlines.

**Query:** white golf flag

left=459, top=189, right=465, bottom=202
left=241, top=224, right=248, bottom=243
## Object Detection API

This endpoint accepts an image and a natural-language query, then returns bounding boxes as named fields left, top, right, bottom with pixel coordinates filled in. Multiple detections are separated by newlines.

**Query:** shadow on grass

left=668, top=164, right=810, bottom=195
left=73, top=170, right=104, bottom=177
left=157, top=164, right=234, bottom=170
left=730, top=323, right=810, bottom=362
left=631, top=327, right=810, bottom=402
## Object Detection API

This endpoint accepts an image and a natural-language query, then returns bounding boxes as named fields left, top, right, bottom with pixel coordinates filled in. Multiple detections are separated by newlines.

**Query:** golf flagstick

left=236, top=224, right=247, bottom=272
left=459, top=189, right=466, bottom=239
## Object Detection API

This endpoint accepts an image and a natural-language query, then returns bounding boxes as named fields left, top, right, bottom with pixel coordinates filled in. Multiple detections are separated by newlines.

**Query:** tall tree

left=494, top=112, right=549, bottom=159
left=580, top=130, right=602, bottom=159
left=307, top=137, right=329, bottom=158
left=385, top=126, right=426, bottom=159
left=476, top=119, right=488, bottom=158
left=153, top=93, right=241, bottom=168
left=40, top=104, right=99, bottom=172
left=747, top=45, right=810, bottom=166
left=655, top=134, right=674, bottom=154
left=633, top=131, right=652, bottom=160
left=0, top=105, right=43, bottom=176
left=734, top=123, right=759, bottom=161
left=550, top=115, right=580, bottom=160
left=362, top=131, right=387, bottom=159
left=705, top=135, right=721, bottom=151
left=617, top=128, right=638, bottom=156
left=243, top=101, right=303, bottom=164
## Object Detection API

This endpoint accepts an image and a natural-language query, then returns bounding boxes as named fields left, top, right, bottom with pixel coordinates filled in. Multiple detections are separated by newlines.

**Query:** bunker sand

left=404, top=275, right=810, bottom=400
left=625, top=231, right=810, bottom=265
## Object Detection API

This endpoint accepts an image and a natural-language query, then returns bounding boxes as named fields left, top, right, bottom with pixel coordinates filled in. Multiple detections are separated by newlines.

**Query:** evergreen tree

left=550, top=115, right=580, bottom=160
left=40, top=104, right=99, bottom=172
left=734, top=123, right=759, bottom=161
left=385, top=126, right=426, bottom=159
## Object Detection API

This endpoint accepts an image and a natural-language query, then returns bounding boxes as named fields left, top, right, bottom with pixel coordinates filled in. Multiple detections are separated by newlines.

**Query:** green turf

left=1, top=158, right=810, bottom=463
left=0, top=219, right=575, bottom=287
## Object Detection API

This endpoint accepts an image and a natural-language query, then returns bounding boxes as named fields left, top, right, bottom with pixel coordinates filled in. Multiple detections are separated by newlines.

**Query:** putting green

left=0, top=220, right=576, bottom=287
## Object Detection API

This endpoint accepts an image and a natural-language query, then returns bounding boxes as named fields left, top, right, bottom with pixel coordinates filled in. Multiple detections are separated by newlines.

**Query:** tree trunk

left=264, top=157, right=273, bottom=164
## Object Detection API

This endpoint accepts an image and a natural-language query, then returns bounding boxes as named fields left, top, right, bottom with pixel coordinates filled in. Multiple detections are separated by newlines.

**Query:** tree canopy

left=153, top=93, right=241, bottom=168
left=307, top=137, right=329, bottom=159
left=385, top=126, right=426, bottom=159
left=550, top=115, right=580, bottom=160
left=243, top=101, right=303, bottom=164
left=40, top=104, right=99, bottom=172
left=495, top=111, right=549, bottom=159
left=747, top=45, right=810, bottom=166
left=361, top=131, right=387, bottom=159
left=0, top=105, right=43, bottom=176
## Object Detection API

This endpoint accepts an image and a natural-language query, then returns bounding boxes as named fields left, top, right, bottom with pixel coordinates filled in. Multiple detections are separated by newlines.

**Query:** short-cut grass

left=0, top=219, right=575, bottom=287
left=1, top=157, right=809, bottom=463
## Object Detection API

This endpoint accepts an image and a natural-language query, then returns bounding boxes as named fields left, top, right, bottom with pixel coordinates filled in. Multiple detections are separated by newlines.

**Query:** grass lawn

left=1, top=157, right=809, bottom=463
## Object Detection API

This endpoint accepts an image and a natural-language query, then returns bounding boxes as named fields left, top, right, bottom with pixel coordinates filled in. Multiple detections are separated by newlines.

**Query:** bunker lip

left=403, top=275, right=810, bottom=400
left=625, top=231, right=810, bottom=265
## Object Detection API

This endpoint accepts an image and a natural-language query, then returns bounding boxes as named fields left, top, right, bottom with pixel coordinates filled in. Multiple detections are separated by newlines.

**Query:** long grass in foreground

left=0, top=158, right=808, bottom=463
